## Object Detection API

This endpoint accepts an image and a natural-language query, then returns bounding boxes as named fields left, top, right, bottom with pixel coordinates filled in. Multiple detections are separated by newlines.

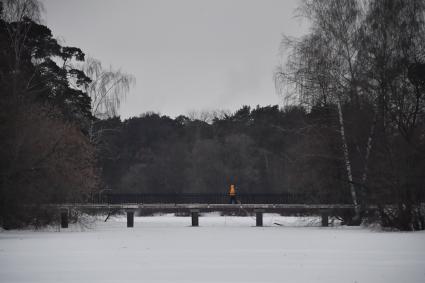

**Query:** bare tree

left=1, top=0, right=42, bottom=22
left=1, top=0, right=43, bottom=98
left=187, top=109, right=230, bottom=124
left=276, top=0, right=425, bottom=228
left=276, top=0, right=365, bottom=219
left=81, top=57, right=135, bottom=143
left=82, top=57, right=135, bottom=119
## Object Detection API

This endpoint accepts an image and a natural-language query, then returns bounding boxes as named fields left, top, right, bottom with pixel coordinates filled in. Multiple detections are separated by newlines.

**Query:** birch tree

left=276, top=0, right=365, bottom=220
left=81, top=57, right=135, bottom=143
left=276, top=0, right=425, bottom=229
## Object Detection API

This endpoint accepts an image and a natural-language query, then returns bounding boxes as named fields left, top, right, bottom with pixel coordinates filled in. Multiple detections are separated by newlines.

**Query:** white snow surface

left=1, top=213, right=425, bottom=283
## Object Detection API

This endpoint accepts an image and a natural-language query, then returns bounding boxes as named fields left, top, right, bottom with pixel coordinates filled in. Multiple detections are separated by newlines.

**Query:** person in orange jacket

left=229, top=184, right=237, bottom=204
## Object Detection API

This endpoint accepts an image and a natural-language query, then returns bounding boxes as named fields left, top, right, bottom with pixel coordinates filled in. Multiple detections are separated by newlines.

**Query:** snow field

left=1, top=213, right=424, bottom=283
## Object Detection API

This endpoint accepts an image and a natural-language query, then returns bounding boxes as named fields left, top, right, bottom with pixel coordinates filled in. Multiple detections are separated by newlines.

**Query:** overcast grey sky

left=41, top=0, right=308, bottom=119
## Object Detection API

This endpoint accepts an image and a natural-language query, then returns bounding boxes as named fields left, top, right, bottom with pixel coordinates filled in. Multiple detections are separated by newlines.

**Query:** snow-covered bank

left=1, top=214, right=424, bottom=283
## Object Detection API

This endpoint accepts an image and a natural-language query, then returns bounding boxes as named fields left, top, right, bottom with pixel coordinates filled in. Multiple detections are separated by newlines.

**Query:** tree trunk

left=337, top=99, right=360, bottom=220
left=361, top=115, right=376, bottom=185
left=359, top=111, right=377, bottom=205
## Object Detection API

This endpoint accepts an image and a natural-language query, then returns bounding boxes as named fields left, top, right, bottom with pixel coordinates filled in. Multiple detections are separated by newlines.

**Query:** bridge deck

left=58, top=203, right=358, bottom=210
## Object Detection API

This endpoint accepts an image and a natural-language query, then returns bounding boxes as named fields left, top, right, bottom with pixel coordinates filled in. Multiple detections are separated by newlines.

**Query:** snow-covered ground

left=1, top=213, right=425, bottom=283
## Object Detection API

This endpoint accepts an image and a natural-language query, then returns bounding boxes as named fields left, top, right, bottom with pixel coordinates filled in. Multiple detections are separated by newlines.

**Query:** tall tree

left=276, top=0, right=425, bottom=229
left=0, top=0, right=98, bottom=228
left=276, top=0, right=365, bottom=220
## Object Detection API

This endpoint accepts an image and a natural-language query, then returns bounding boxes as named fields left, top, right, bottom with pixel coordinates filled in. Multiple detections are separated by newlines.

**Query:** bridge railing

left=102, top=193, right=352, bottom=204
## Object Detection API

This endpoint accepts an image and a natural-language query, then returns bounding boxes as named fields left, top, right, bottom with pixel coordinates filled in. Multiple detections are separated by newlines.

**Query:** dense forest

left=1, top=0, right=425, bottom=230
left=96, top=106, right=348, bottom=202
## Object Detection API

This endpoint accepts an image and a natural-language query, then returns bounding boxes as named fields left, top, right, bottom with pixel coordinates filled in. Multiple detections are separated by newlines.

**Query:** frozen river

left=1, top=214, right=424, bottom=283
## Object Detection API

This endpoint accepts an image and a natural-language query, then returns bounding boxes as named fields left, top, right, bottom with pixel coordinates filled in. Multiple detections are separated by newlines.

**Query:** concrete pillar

left=60, top=208, right=68, bottom=229
left=127, top=210, right=134, bottom=228
left=255, top=209, right=264, bottom=227
left=321, top=211, right=329, bottom=227
left=191, top=209, right=199, bottom=227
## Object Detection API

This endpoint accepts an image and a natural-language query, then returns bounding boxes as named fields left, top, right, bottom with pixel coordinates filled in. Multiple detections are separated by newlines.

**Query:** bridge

left=57, top=193, right=361, bottom=229
left=102, top=192, right=352, bottom=205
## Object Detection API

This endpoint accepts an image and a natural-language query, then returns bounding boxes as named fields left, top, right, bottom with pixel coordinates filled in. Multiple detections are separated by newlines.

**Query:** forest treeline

left=1, top=0, right=425, bottom=230
left=96, top=106, right=350, bottom=202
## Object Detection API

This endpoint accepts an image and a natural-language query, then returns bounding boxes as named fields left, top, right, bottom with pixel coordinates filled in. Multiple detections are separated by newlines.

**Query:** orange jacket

left=229, top=185, right=236, bottom=196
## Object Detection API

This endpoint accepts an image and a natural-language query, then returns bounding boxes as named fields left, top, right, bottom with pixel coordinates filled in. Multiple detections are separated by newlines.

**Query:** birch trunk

left=336, top=99, right=360, bottom=218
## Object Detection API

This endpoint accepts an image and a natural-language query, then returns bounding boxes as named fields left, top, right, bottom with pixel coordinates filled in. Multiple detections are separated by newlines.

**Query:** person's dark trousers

left=230, top=196, right=236, bottom=204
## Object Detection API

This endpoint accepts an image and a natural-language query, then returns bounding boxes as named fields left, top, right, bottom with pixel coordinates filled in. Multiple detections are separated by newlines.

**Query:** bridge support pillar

left=191, top=209, right=199, bottom=227
left=321, top=210, right=329, bottom=227
left=60, top=208, right=69, bottom=229
left=255, top=209, right=264, bottom=227
left=127, top=210, right=135, bottom=228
